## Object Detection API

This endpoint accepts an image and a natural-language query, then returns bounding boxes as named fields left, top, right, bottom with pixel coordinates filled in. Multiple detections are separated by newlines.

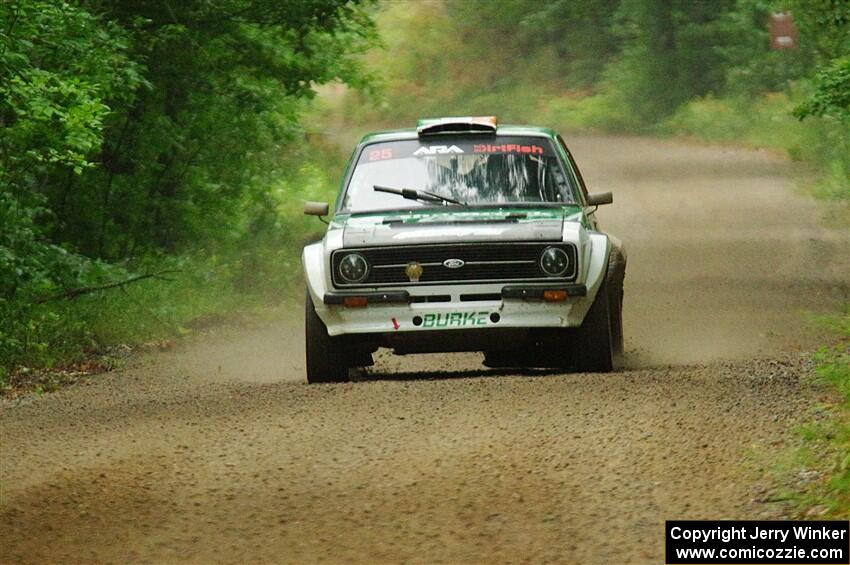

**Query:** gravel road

left=1, top=135, right=847, bottom=564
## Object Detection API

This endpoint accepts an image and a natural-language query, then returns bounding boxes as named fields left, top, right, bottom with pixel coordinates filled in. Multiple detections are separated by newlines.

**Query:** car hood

left=339, top=206, right=583, bottom=247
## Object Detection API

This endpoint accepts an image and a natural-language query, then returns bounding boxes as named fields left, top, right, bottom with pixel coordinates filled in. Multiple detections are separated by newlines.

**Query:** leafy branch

left=35, top=269, right=180, bottom=303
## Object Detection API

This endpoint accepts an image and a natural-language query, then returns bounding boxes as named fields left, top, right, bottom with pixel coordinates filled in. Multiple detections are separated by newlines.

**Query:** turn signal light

left=343, top=296, right=368, bottom=308
left=543, top=290, right=568, bottom=302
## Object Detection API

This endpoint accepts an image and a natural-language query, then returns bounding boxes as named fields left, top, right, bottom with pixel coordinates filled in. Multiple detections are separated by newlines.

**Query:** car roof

left=358, top=124, right=559, bottom=145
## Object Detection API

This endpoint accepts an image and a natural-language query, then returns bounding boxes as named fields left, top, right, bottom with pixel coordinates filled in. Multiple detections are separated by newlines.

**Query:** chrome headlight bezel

left=539, top=246, right=570, bottom=277
left=337, top=252, right=370, bottom=284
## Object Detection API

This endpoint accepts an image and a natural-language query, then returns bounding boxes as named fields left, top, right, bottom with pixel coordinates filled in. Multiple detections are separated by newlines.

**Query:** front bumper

left=318, top=284, right=590, bottom=336
left=303, top=230, right=612, bottom=338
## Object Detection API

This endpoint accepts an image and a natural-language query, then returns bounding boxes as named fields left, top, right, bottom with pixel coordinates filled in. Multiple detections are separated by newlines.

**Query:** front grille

left=331, top=242, right=577, bottom=288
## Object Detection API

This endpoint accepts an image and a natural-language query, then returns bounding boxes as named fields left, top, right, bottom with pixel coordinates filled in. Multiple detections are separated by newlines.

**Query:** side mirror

left=304, top=201, right=329, bottom=217
left=586, top=192, right=613, bottom=206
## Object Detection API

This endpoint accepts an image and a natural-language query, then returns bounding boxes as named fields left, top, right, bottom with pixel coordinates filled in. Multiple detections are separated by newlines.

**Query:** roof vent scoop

left=416, top=116, right=498, bottom=136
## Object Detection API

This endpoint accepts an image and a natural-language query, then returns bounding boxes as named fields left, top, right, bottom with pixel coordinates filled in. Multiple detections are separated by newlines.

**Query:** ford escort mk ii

left=302, top=117, right=626, bottom=383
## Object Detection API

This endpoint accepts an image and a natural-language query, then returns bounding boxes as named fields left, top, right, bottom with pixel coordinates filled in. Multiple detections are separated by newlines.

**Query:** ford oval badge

left=443, top=258, right=465, bottom=269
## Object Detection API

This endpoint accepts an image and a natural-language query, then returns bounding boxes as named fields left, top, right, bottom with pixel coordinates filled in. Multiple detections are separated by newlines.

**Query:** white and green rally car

left=302, top=117, right=626, bottom=383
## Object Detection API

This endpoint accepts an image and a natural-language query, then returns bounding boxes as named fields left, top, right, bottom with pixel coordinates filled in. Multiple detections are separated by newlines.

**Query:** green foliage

left=519, top=0, right=621, bottom=87
left=718, top=0, right=811, bottom=97
left=598, top=0, right=736, bottom=125
left=356, top=0, right=847, bottom=128
left=789, top=0, right=850, bottom=176
left=794, top=57, right=850, bottom=123
left=0, top=1, right=143, bottom=178
left=0, top=0, right=376, bottom=381
left=0, top=1, right=145, bottom=312
left=784, top=0, right=850, bottom=65
left=1, top=0, right=375, bottom=270
left=346, top=0, right=624, bottom=125
left=41, top=0, right=376, bottom=259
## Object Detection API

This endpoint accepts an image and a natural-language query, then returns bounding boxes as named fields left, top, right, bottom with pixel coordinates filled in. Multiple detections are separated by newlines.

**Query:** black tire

left=574, top=277, right=614, bottom=372
left=305, top=292, right=349, bottom=383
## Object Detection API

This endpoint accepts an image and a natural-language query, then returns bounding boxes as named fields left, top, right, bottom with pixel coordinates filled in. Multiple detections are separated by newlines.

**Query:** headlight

left=539, top=246, right=569, bottom=277
left=338, top=252, right=369, bottom=283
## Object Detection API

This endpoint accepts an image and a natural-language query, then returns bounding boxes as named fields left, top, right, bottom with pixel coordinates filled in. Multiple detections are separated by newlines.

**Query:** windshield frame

left=335, top=133, right=580, bottom=215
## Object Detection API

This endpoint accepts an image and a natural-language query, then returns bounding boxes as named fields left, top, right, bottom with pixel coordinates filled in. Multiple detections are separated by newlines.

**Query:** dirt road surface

left=2, top=135, right=847, bottom=564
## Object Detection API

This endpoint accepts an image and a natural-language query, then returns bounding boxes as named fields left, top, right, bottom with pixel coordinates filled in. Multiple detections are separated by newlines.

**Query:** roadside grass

left=800, top=309, right=850, bottom=517
left=770, top=309, right=850, bottom=518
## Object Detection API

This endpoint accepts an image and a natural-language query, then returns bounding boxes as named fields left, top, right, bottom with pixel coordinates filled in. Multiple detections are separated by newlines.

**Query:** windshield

left=340, top=136, right=577, bottom=213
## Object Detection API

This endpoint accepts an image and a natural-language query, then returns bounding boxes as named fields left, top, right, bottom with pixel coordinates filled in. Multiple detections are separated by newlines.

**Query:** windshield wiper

left=373, top=185, right=466, bottom=207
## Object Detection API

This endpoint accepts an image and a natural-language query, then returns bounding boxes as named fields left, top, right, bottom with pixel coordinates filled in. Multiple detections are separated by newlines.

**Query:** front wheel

left=573, top=278, right=614, bottom=372
left=305, top=292, right=349, bottom=383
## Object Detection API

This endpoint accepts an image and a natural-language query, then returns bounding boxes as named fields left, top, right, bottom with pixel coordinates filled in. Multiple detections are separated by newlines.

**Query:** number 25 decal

left=368, top=148, right=393, bottom=161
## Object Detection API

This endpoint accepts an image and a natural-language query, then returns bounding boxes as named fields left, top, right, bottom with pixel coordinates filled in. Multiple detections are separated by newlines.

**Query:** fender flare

left=572, top=232, right=611, bottom=322
left=302, top=242, right=328, bottom=311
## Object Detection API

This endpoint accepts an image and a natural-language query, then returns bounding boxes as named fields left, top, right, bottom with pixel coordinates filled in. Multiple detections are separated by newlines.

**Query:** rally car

left=302, top=117, right=626, bottom=383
